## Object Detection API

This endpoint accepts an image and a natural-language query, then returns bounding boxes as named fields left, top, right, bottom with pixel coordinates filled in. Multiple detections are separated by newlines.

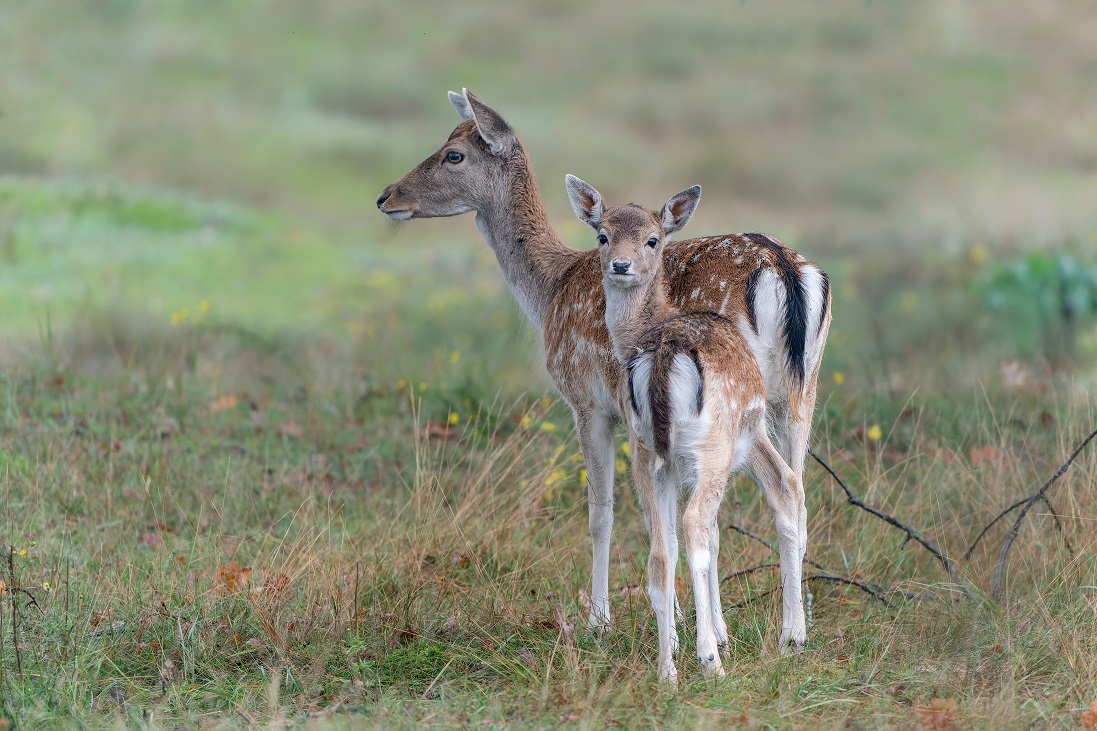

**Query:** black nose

left=376, top=186, right=393, bottom=209
left=612, top=261, right=630, bottom=274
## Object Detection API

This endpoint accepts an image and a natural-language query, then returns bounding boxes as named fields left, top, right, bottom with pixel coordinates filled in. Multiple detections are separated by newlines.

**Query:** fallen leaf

left=138, top=533, right=163, bottom=547
left=930, top=447, right=960, bottom=464
left=209, top=394, right=239, bottom=415
left=263, top=572, right=293, bottom=602
left=218, top=562, right=252, bottom=592
left=969, top=445, right=1000, bottom=467
left=276, top=420, right=304, bottom=437
left=422, top=421, right=460, bottom=440
left=552, top=606, right=575, bottom=639
left=914, top=698, right=960, bottom=731
left=1080, top=698, right=1097, bottom=731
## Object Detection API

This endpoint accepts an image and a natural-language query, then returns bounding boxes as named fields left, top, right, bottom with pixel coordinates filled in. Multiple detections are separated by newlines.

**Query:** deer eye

left=646, top=236, right=659, bottom=247
left=596, top=233, right=608, bottom=246
left=445, top=150, right=464, bottom=164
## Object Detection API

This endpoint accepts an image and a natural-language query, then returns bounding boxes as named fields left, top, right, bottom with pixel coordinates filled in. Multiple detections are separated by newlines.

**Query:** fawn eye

left=445, top=150, right=464, bottom=164
left=646, top=236, right=659, bottom=247
left=596, top=233, right=608, bottom=245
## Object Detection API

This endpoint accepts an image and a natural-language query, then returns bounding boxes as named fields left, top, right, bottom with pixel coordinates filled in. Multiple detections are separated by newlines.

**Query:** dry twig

left=964, top=494, right=1073, bottom=560
left=992, top=425, right=1097, bottom=598
left=808, top=448, right=959, bottom=583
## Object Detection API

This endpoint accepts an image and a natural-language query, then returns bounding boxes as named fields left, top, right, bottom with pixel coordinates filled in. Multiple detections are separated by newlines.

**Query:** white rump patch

left=798, top=264, right=829, bottom=373
left=738, top=268, right=784, bottom=396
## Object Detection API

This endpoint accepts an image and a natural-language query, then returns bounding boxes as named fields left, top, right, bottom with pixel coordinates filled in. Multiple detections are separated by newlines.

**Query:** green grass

left=1, top=1, right=1096, bottom=728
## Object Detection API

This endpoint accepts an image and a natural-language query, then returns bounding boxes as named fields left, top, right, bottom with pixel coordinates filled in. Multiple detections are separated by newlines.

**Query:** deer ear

left=449, top=90, right=474, bottom=121
left=565, top=174, right=606, bottom=230
left=463, top=89, right=516, bottom=156
left=660, top=185, right=701, bottom=235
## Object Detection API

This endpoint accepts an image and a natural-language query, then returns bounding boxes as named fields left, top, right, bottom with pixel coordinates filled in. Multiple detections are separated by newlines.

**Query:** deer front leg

left=576, top=409, right=616, bottom=633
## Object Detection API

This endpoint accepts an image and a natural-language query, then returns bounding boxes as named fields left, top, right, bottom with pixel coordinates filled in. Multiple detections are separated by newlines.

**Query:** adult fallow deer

left=377, top=90, right=830, bottom=636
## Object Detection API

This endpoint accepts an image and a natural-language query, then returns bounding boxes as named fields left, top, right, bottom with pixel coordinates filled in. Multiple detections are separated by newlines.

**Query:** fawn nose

left=376, top=186, right=394, bottom=209
left=612, top=260, right=631, bottom=275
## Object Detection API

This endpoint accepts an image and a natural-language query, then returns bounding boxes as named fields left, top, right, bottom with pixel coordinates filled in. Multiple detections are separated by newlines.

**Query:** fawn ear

left=462, top=89, right=516, bottom=156
left=449, top=90, right=474, bottom=121
left=660, top=185, right=701, bottom=235
left=565, top=174, right=606, bottom=230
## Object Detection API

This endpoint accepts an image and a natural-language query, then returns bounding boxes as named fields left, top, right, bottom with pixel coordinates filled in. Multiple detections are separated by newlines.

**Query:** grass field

left=2, top=1, right=1097, bottom=728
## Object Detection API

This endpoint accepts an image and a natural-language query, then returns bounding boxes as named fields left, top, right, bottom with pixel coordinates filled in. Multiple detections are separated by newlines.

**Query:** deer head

left=376, top=89, right=519, bottom=219
left=565, top=174, right=701, bottom=289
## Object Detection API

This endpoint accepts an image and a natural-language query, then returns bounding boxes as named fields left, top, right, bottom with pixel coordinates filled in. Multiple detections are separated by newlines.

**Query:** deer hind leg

left=746, top=425, right=807, bottom=654
left=631, top=439, right=680, bottom=656
left=683, top=465, right=730, bottom=679
left=708, top=511, right=729, bottom=650
left=770, top=398, right=811, bottom=569
left=644, top=462, right=680, bottom=687
left=576, top=409, right=616, bottom=633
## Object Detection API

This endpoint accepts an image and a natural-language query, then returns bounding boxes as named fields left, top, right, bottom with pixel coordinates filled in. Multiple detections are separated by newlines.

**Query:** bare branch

left=803, top=573, right=895, bottom=607
left=725, top=572, right=902, bottom=610
left=726, top=521, right=828, bottom=572
left=992, top=424, right=1097, bottom=599
left=808, top=448, right=959, bottom=583
left=965, top=494, right=1074, bottom=560
left=721, top=562, right=778, bottom=584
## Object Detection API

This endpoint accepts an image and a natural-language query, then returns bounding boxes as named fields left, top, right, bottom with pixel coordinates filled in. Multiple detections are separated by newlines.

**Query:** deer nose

left=376, top=186, right=394, bottom=209
left=612, top=260, right=631, bottom=275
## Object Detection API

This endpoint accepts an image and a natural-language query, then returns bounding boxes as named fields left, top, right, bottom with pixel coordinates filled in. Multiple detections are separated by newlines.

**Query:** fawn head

left=376, top=89, right=518, bottom=220
left=565, top=175, right=701, bottom=289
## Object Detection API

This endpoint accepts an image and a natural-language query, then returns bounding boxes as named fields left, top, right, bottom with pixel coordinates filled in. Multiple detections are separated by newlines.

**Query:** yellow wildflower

left=199, top=300, right=209, bottom=314
left=18, top=549, right=26, bottom=556
left=867, top=424, right=883, bottom=441
left=395, top=378, right=407, bottom=391
left=615, top=458, right=626, bottom=473
left=450, top=350, right=460, bottom=364
left=968, top=244, right=988, bottom=266
left=520, top=416, right=532, bottom=430
left=418, top=382, right=428, bottom=392
left=579, top=468, right=588, bottom=485
left=448, top=412, right=459, bottom=425
left=541, top=396, right=552, bottom=410
left=833, top=372, right=845, bottom=385
left=621, top=442, right=630, bottom=457
left=540, top=421, right=557, bottom=433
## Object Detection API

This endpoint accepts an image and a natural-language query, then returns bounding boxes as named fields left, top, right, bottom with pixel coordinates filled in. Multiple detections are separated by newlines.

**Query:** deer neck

left=603, top=272, right=674, bottom=363
left=474, top=149, right=576, bottom=331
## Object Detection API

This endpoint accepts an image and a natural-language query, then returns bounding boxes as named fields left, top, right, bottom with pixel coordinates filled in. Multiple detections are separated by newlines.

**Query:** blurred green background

left=2, top=0, right=1095, bottom=392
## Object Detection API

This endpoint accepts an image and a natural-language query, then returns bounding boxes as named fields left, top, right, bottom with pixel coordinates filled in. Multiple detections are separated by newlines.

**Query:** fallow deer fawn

left=566, top=175, right=806, bottom=684
left=377, top=90, right=830, bottom=636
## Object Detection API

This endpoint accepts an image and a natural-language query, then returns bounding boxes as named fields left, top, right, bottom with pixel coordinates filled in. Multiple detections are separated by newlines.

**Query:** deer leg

left=684, top=468, right=729, bottom=679
left=747, top=427, right=807, bottom=654
left=576, top=409, right=616, bottom=633
left=708, top=511, right=728, bottom=649
left=771, top=400, right=811, bottom=571
left=631, top=440, right=680, bottom=654
left=646, top=464, right=680, bottom=687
